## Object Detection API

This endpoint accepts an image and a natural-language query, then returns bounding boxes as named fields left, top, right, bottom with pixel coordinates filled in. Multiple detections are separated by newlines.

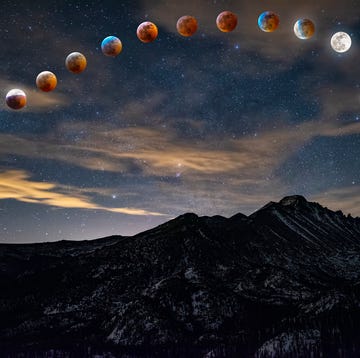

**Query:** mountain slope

left=1, top=196, right=360, bottom=357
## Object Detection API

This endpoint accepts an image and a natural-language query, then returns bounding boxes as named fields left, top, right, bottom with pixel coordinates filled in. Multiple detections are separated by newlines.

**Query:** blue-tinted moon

left=101, top=36, right=122, bottom=57
left=294, top=19, right=315, bottom=39
left=258, top=11, right=280, bottom=32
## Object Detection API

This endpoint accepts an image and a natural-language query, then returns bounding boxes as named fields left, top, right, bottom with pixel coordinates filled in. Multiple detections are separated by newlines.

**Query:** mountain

left=1, top=195, right=360, bottom=357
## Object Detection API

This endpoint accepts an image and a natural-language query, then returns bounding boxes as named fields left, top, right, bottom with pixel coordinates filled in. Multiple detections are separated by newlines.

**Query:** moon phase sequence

left=4, top=11, right=354, bottom=110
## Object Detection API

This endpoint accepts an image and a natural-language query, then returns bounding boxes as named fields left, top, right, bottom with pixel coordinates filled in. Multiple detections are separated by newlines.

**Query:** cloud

left=319, top=85, right=360, bottom=122
left=1, top=115, right=359, bottom=216
left=0, top=170, right=166, bottom=216
left=311, top=185, right=360, bottom=217
left=0, top=44, right=359, bottom=218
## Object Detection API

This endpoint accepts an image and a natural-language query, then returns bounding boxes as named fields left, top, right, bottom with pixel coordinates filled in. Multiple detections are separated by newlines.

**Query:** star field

left=0, top=0, right=359, bottom=242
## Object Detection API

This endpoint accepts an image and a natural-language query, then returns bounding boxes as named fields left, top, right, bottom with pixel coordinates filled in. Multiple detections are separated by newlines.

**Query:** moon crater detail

left=65, top=52, right=87, bottom=73
left=216, top=11, right=238, bottom=33
left=331, top=32, right=352, bottom=53
left=137, top=22, right=159, bottom=43
left=177, top=15, right=198, bottom=37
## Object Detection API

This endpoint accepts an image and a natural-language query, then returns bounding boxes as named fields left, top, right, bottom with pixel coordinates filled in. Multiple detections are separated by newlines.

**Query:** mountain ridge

left=1, top=195, right=360, bottom=357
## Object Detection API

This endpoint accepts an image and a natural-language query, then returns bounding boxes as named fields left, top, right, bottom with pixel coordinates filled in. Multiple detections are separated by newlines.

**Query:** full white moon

left=331, top=32, right=352, bottom=53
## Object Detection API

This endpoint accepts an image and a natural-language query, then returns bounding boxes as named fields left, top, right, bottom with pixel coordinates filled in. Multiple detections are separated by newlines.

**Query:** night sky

left=0, top=0, right=359, bottom=243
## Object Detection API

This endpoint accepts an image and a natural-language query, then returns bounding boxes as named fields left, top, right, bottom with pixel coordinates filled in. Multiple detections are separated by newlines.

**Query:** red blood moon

left=36, top=71, right=57, bottom=92
left=137, top=22, right=158, bottom=43
left=216, top=11, right=238, bottom=33
left=176, top=15, right=198, bottom=37
left=65, top=52, right=87, bottom=74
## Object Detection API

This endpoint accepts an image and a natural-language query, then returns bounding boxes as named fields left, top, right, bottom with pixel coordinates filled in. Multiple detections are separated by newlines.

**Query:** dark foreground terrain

left=1, top=196, right=360, bottom=357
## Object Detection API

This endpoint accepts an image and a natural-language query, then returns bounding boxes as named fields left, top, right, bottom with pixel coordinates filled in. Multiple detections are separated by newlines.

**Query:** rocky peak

left=178, top=212, right=199, bottom=221
left=279, top=195, right=308, bottom=208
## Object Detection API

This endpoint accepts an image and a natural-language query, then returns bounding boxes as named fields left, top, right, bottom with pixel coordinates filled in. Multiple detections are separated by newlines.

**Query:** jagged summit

left=279, top=194, right=308, bottom=207
left=253, top=195, right=309, bottom=214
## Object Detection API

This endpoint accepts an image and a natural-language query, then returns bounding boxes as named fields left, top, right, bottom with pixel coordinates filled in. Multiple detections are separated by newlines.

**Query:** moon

left=331, top=32, right=352, bottom=53
left=216, top=11, right=238, bottom=33
left=6, top=89, right=27, bottom=110
left=137, top=22, right=158, bottom=43
left=65, top=52, right=87, bottom=73
left=101, top=36, right=122, bottom=57
left=258, top=11, right=280, bottom=32
left=176, top=15, right=198, bottom=37
left=36, top=71, right=57, bottom=92
left=293, top=19, right=315, bottom=40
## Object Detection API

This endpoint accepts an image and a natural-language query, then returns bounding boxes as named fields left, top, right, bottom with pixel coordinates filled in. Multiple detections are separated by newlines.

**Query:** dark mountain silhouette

left=1, top=195, right=360, bottom=357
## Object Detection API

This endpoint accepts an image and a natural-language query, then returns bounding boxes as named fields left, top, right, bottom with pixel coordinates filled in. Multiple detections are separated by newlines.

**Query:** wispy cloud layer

left=0, top=170, right=165, bottom=216
left=1, top=116, right=359, bottom=216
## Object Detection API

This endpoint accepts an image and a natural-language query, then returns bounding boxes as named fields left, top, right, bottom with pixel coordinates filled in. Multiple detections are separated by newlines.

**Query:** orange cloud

left=0, top=170, right=166, bottom=216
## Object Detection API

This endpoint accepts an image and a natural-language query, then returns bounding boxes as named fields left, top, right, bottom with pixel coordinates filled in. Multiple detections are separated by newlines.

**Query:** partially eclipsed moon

left=6, top=89, right=27, bottom=110
left=36, top=71, right=57, bottom=92
left=65, top=52, right=87, bottom=73
left=293, top=19, right=315, bottom=40
left=258, top=11, right=280, bottom=33
left=331, top=32, right=352, bottom=53
left=101, top=36, right=122, bottom=57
